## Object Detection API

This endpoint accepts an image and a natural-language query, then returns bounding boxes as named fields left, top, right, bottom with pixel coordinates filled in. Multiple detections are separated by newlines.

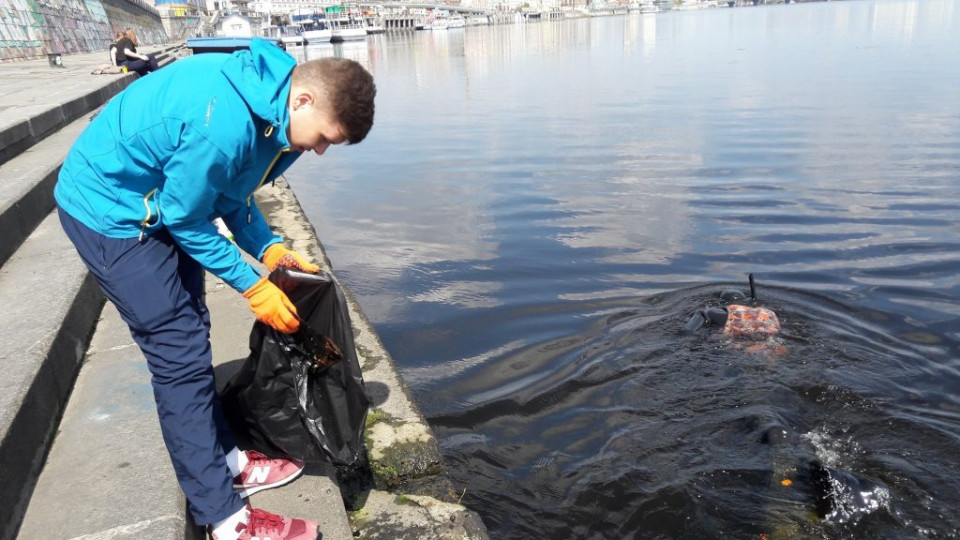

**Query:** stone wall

left=0, top=0, right=168, bottom=63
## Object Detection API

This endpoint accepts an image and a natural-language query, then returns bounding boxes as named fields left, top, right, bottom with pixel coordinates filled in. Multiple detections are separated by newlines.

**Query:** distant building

left=153, top=0, right=207, bottom=39
left=217, top=13, right=254, bottom=35
left=207, top=0, right=339, bottom=18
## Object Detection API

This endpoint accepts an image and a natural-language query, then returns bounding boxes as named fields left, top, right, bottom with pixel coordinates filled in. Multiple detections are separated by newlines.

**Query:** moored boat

left=291, top=8, right=333, bottom=44
left=331, top=19, right=367, bottom=41
left=301, top=25, right=332, bottom=44
left=279, top=24, right=305, bottom=46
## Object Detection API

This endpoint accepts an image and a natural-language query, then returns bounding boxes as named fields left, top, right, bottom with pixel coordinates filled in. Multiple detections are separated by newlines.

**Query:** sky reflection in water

left=285, top=2, right=959, bottom=537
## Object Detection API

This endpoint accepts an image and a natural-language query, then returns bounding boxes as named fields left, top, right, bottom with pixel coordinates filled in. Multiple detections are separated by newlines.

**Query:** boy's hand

left=262, top=244, right=320, bottom=273
left=243, top=277, right=299, bottom=333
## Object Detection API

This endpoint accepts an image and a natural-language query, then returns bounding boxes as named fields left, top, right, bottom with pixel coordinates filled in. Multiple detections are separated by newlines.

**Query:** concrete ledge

left=0, top=119, right=30, bottom=156
left=0, top=112, right=94, bottom=268
left=0, top=211, right=104, bottom=540
left=350, top=491, right=489, bottom=540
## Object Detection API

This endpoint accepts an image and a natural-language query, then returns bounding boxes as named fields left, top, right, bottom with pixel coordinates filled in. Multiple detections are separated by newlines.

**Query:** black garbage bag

left=220, top=267, right=371, bottom=466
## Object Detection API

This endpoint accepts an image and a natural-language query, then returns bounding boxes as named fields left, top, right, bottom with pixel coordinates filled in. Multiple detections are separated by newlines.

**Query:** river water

left=285, top=1, right=960, bottom=537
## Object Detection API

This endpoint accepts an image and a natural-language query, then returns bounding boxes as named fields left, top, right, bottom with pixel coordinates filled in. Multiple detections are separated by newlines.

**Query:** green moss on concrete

left=365, top=408, right=391, bottom=429
left=355, top=344, right=383, bottom=370
left=395, top=494, right=419, bottom=506
left=371, top=460, right=400, bottom=482
left=370, top=440, right=444, bottom=490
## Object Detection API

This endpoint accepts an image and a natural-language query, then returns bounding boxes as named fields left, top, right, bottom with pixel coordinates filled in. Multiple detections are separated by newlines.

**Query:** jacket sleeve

left=220, top=198, right=283, bottom=261
left=159, top=122, right=263, bottom=292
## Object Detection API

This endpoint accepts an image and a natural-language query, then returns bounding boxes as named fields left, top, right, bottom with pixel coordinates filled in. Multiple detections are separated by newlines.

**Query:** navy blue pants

left=121, top=53, right=159, bottom=76
left=58, top=206, right=244, bottom=525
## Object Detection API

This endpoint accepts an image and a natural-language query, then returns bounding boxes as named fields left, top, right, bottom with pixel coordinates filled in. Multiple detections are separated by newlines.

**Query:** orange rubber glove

left=261, top=244, right=320, bottom=274
left=243, top=277, right=300, bottom=333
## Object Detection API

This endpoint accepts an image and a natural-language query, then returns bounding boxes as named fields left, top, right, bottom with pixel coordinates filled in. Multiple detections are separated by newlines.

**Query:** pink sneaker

left=211, top=507, right=319, bottom=540
left=233, top=451, right=305, bottom=497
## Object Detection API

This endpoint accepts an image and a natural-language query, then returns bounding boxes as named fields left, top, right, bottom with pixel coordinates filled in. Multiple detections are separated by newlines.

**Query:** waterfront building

left=215, top=12, right=255, bottom=35
left=206, top=0, right=340, bottom=23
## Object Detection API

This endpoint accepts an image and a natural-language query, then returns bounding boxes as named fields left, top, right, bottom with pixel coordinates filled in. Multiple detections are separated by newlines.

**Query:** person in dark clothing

left=109, top=31, right=124, bottom=67
left=116, top=28, right=159, bottom=75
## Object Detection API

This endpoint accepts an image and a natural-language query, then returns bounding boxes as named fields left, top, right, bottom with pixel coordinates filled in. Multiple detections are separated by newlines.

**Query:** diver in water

left=683, top=278, right=889, bottom=533
left=683, top=274, right=782, bottom=339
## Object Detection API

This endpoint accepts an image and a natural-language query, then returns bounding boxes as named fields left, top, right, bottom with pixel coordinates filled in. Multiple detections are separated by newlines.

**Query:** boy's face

left=287, top=88, right=347, bottom=155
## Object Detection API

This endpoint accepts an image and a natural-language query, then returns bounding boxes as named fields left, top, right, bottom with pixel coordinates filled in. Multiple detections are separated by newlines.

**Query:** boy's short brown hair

left=292, top=58, right=376, bottom=144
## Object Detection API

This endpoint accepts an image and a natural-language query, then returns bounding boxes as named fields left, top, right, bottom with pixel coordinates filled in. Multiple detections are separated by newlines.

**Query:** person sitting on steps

left=91, top=32, right=126, bottom=75
left=116, top=28, right=159, bottom=75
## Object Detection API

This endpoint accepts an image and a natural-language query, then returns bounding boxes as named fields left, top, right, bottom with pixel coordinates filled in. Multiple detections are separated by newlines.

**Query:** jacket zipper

left=138, top=187, right=159, bottom=242
left=138, top=125, right=288, bottom=236
left=246, top=124, right=291, bottom=223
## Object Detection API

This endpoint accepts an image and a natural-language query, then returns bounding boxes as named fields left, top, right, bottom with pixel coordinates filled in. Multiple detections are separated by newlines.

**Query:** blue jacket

left=56, top=39, right=302, bottom=292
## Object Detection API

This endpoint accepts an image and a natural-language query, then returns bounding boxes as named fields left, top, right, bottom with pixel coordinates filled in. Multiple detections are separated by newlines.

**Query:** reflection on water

left=284, top=1, right=960, bottom=537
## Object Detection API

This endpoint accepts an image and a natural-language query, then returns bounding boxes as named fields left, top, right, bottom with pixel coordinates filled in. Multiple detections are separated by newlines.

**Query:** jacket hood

left=221, top=39, right=296, bottom=147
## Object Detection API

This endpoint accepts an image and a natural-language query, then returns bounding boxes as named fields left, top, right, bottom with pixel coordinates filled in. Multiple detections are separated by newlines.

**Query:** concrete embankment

left=0, top=46, right=489, bottom=539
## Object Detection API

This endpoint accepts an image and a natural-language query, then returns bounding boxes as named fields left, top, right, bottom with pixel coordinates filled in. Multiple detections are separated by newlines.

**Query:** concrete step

left=17, top=302, right=203, bottom=540
left=0, top=43, right=183, bottom=167
left=0, top=72, right=133, bottom=168
left=0, top=210, right=104, bottom=540
left=0, top=44, right=187, bottom=268
left=0, top=111, right=93, bottom=269
left=155, top=44, right=188, bottom=68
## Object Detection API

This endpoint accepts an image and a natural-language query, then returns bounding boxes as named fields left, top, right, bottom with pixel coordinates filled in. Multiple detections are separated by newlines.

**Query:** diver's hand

left=243, top=277, right=299, bottom=333
left=261, top=244, right=320, bottom=273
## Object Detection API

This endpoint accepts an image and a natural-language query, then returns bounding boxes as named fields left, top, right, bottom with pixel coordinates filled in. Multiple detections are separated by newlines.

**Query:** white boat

left=447, top=15, right=466, bottom=28
left=301, top=28, right=332, bottom=44
left=427, top=18, right=448, bottom=30
left=330, top=17, right=367, bottom=42
left=279, top=25, right=305, bottom=46
left=291, top=10, right=332, bottom=44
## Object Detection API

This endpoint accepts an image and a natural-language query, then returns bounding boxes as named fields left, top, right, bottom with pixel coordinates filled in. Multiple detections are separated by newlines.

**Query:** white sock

left=225, top=447, right=249, bottom=477
left=211, top=506, right=249, bottom=540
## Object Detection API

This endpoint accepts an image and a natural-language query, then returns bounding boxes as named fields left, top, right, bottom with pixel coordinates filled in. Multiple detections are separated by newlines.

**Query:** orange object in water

left=723, top=305, right=780, bottom=338
left=780, top=478, right=793, bottom=486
